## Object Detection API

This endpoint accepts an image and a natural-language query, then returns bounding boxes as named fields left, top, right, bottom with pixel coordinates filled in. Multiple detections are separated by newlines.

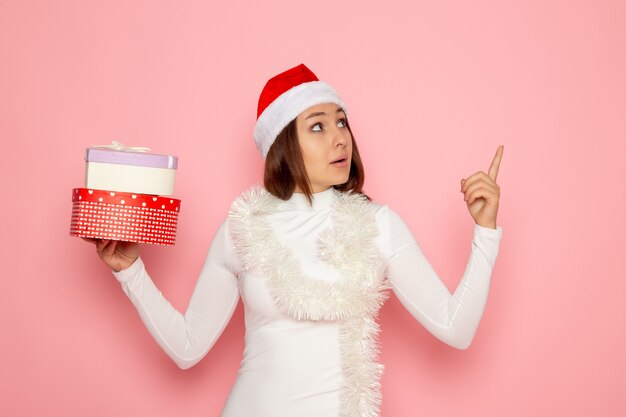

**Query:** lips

left=330, top=155, right=348, bottom=164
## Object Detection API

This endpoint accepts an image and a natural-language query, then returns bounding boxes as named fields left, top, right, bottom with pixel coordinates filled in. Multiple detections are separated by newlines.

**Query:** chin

left=331, top=176, right=350, bottom=187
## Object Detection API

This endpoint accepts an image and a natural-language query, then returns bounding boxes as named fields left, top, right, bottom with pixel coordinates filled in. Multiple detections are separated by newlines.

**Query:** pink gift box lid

left=85, top=147, right=178, bottom=169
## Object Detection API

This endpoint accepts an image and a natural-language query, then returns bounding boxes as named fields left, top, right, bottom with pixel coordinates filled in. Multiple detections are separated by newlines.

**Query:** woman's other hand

left=82, top=238, right=140, bottom=272
left=460, top=145, right=503, bottom=229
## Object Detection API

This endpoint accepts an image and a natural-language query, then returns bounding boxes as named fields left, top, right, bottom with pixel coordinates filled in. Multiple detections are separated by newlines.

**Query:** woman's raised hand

left=82, top=238, right=140, bottom=272
left=460, top=145, right=503, bottom=229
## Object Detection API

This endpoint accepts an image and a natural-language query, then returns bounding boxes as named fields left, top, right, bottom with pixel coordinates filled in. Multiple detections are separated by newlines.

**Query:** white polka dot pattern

left=69, top=188, right=181, bottom=246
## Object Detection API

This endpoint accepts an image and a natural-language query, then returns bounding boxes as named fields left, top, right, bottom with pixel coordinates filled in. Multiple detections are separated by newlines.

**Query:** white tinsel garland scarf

left=228, top=186, right=391, bottom=417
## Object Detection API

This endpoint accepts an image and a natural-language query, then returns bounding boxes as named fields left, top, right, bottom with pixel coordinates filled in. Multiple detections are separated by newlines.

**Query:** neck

left=293, top=185, right=331, bottom=194
left=282, top=186, right=336, bottom=211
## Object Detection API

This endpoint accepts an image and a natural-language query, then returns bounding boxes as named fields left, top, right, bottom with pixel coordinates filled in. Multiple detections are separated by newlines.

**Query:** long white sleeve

left=112, top=220, right=241, bottom=369
left=382, top=208, right=503, bottom=349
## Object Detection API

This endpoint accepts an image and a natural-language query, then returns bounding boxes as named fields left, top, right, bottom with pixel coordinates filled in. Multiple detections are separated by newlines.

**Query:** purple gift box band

left=85, top=148, right=178, bottom=169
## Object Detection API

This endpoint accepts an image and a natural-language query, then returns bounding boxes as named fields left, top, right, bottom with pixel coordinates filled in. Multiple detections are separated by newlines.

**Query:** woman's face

left=294, top=102, right=352, bottom=193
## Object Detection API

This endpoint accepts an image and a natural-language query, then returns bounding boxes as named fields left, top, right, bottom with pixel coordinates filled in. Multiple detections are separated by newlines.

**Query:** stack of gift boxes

left=69, top=143, right=181, bottom=246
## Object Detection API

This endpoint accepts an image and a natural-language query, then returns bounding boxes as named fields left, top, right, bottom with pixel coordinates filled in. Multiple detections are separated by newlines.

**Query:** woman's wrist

left=114, top=257, right=138, bottom=272
left=477, top=221, right=497, bottom=229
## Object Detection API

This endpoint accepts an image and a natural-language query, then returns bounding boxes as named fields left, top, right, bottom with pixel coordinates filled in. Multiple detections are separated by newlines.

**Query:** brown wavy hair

left=263, top=117, right=368, bottom=206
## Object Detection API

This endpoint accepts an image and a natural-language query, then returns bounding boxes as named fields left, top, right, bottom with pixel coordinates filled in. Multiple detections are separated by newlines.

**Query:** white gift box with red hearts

left=84, top=145, right=178, bottom=196
left=70, top=188, right=181, bottom=245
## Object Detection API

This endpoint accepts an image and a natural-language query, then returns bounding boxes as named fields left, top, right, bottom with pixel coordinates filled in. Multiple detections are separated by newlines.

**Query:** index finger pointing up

left=488, top=145, right=504, bottom=181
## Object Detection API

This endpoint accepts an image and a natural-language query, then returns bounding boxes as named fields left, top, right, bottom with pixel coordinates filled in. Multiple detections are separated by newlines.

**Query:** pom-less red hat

left=254, top=63, right=348, bottom=159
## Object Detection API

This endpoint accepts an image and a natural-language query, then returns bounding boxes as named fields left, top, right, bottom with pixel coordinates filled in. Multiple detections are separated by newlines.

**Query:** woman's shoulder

left=367, top=198, right=415, bottom=237
left=363, top=196, right=396, bottom=221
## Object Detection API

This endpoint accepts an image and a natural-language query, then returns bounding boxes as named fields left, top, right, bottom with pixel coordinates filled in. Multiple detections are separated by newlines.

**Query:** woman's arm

left=382, top=207, right=503, bottom=349
left=112, top=219, right=241, bottom=369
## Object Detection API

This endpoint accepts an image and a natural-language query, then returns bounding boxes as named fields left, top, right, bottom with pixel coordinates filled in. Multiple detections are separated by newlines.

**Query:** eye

left=311, top=123, right=322, bottom=132
left=338, top=118, right=346, bottom=128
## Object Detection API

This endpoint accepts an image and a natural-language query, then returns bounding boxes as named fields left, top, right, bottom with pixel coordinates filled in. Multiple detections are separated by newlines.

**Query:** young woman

left=85, top=63, right=504, bottom=417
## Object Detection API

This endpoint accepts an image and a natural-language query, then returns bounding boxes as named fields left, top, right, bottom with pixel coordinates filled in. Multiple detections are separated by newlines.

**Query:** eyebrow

left=305, top=108, right=345, bottom=120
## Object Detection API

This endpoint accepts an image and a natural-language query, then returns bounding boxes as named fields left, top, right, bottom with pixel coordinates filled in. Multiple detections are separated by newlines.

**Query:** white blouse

left=113, top=186, right=503, bottom=417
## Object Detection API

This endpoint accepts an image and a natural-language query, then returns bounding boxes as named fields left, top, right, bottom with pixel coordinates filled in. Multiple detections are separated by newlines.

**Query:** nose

left=333, top=126, right=349, bottom=148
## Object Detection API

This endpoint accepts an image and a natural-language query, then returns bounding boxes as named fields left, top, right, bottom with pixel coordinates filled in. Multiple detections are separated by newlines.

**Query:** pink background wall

left=2, top=0, right=625, bottom=415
